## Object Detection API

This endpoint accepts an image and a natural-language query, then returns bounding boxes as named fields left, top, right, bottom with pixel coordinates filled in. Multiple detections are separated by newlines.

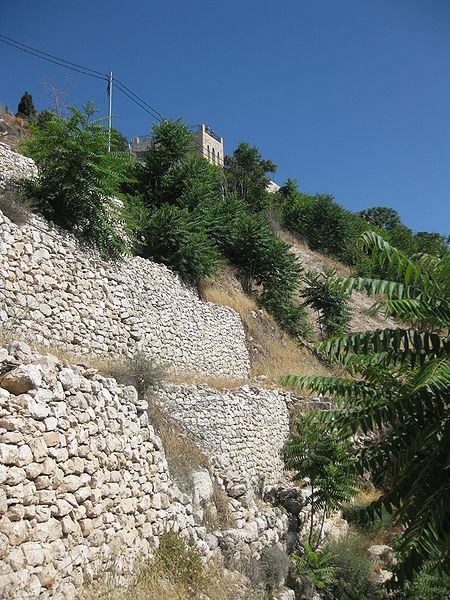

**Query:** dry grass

left=0, top=108, right=31, bottom=150
left=167, top=372, right=247, bottom=389
left=199, top=271, right=331, bottom=386
left=83, top=532, right=256, bottom=600
left=0, top=188, right=35, bottom=226
left=203, top=484, right=237, bottom=531
left=147, top=401, right=208, bottom=493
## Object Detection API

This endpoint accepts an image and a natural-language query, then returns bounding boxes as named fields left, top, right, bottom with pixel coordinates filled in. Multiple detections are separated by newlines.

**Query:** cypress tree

left=17, top=91, right=36, bottom=119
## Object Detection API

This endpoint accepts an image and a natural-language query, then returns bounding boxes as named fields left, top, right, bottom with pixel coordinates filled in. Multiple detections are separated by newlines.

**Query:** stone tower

left=193, top=124, right=224, bottom=166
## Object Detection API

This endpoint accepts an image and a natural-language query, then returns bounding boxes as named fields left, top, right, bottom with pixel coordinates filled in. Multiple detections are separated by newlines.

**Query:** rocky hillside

left=0, top=140, right=371, bottom=599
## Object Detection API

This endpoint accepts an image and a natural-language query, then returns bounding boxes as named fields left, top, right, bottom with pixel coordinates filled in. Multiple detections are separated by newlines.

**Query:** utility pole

left=107, top=71, right=113, bottom=153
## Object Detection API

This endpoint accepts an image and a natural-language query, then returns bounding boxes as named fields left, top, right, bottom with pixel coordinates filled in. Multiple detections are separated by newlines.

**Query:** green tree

left=158, top=154, right=222, bottom=210
left=414, top=231, right=449, bottom=258
left=280, top=192, right=359, bottom=262
left=284, top=413, right=356, bottom=546
left=278, top=177, right=299, bottom=199
left=224, top=142, right=276, bottom=211
left=16, top=91, right=36, bottom=119
left=284, top=232, right=450, bottom=584
left=302, top=268, right=352, bottom=338
left=111, top=127, right=129, bottom=152
left=140, top=119, right=195, bottom=205
left=22, top=102, right=132, bottom=258
left=138, top=203, right=221, bottom=283
left=359, top=206, right=401, bottom=230
left=35, top=109, right=54, bottom=129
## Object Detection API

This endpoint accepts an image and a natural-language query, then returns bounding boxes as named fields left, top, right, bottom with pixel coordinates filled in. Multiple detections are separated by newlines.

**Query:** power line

left=0, top=33, right=107, bottom=77
left=0, top=33, right=166, bottom=124
left=114, top=77, right=164, bottom=122
left=114, top=81, right=163, bottom=122
left=0, top=35, right=108, bottom=81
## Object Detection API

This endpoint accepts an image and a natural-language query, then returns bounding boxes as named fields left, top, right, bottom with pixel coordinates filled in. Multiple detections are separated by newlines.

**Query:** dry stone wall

left=155, top=382, right=291, bottom=491
left=0, top=341, right=205, bottom=599
left=0, top=143, right=249, bottom=380
left=0, top=142, right=38, bottom=191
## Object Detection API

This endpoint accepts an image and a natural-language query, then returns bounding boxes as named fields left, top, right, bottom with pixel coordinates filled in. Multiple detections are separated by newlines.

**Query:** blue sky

left=2, top=0, right=449, bottom=235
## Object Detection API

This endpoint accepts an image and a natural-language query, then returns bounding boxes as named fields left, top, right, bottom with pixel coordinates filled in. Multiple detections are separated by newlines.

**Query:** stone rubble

left=0, top=142, right=38, bottom=191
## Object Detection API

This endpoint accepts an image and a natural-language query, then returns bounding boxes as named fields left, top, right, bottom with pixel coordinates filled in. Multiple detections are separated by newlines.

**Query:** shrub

left=325, top=535, right=381, bottom=600
left=21, top=101, right=132, bottom=259
left=292, top=542, right=336, bottom=595
left=154, top=531, right=205, bottom=589
left=400, top=560, right=450, bottom=600
left=104, top=351, right=165, bottom=396
left=138, top=203, right=221, bottom=283
left=258, top=546, right=290, bottom=591
left=224, top=211, right=308, bottom=336
left=301, top=268, right=352, bottom=338
left=281, top=192, right=357, bottom=261
left=283, top=412, right=356, bottom=547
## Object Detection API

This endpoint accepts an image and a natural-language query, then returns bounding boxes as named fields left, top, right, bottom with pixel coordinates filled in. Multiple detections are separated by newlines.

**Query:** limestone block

left=29, top=437, right=48, bottom=462
left=192, top=469, right=214, bottom=507
left=1, top=364, right=42, bottom=394
left=0, top=443, right=19, bottom=465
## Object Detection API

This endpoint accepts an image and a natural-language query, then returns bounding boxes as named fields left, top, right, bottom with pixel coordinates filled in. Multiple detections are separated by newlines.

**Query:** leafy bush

left=292, top=542, right=336, bottom=595
left=342, top=499, right=393, bottom=538
left=223, top=211, right=308, bottom=336
left=22, top=102, right=132, bottom=259
left=280, top=190, right=360, bottom=262
left=302, top=268, right=352, bottom=338
left=400, top=560, right=450, bottom=600
left=139, top=203, right=221, bottom=283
